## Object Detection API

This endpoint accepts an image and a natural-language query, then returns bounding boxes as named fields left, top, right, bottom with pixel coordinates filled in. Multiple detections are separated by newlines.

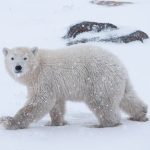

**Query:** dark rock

left=101, top=30, right=149, bottom=43
left=67, top=30, right=149, bottom=46
left=90, top=0, right=133, bottom=7
left=63, top=21, right=118, bottom=39
left=67, top=38, right=91, bottom=46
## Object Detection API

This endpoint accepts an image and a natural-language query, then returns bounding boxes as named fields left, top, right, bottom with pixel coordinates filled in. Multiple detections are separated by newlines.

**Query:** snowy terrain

left=0, top=0, right=150, bottom=149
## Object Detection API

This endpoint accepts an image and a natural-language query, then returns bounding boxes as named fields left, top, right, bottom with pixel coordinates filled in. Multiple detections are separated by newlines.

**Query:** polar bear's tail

left=120, top=79, right=148, bottom=121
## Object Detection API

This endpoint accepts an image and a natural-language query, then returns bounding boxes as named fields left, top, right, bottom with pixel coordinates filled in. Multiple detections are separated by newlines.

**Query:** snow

left=0, top=0, right=150, bottom=150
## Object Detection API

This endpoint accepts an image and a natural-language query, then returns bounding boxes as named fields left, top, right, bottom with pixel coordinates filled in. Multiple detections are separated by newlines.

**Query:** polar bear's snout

left=15, top=65, right=22, bottom=73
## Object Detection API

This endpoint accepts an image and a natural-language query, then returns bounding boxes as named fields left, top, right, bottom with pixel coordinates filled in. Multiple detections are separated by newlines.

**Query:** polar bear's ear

left=3, top=47, right=9, bottom=56
left=31, top=47, right=38, bottom=55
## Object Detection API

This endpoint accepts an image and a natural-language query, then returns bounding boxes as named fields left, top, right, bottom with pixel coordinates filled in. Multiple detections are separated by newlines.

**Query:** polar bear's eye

left=11, top=57, right=14, bottom=60
left=24, top=57, right=27, bottom=60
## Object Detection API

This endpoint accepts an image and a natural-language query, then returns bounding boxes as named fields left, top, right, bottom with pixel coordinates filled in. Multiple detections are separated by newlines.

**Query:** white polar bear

left=0, top=44, right=148, bottom=129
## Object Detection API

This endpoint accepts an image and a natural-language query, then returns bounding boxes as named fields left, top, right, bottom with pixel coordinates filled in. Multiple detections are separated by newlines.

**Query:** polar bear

left=0, top=45, right=148, bottom=129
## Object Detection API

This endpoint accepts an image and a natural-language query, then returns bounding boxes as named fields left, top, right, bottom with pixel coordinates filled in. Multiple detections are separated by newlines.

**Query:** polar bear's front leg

left=0, top=103, right=49, bottom=130
left=49, top=100, right=66, bottom=126
left=0, top=93, right=56, bottom=130
left=0, top=104, right=38, bottom=129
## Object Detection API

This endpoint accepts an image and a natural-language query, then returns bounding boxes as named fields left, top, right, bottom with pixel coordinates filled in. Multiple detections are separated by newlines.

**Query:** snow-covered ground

left=0, top=0, right=150, bottom=149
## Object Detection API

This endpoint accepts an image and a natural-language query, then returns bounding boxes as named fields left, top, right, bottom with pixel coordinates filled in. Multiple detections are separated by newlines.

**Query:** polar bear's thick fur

left=1, top=45, right=148, bottom=129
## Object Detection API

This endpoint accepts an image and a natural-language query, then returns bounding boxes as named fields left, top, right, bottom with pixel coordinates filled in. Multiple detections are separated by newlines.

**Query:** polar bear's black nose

left=15, top=65, right=22, bottom=72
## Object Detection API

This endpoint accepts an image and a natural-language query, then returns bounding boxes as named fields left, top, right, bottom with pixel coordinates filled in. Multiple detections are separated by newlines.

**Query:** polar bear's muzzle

left=15, top=65, right=22, bottom=73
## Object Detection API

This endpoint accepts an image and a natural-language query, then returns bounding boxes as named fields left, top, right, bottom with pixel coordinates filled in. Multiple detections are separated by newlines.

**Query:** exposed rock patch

left=90, top=0, right=133, bottom=7
left=63, top=21, right=118, bottom=39
left=67, top=30, right=149, bottom=46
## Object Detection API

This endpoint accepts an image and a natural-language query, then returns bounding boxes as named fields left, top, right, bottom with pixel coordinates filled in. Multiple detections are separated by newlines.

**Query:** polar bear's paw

left=129, top=117, right=148, bottom=122
left=0, top=116, right=24, bottom=130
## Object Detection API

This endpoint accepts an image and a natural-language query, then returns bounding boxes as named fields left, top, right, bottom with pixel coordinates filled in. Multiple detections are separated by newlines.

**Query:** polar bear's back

left=39, top=45, right=126, bottom=77
left=39, top=44, right=123, bottom=67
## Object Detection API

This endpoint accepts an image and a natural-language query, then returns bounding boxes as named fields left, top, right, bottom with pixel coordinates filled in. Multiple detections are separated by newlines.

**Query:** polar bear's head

left=3, top=47, right=39, bottom=79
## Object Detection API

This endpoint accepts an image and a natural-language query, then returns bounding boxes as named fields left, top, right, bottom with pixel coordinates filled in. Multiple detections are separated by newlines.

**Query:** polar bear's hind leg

left=120, top=79, right=148, bottom=122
